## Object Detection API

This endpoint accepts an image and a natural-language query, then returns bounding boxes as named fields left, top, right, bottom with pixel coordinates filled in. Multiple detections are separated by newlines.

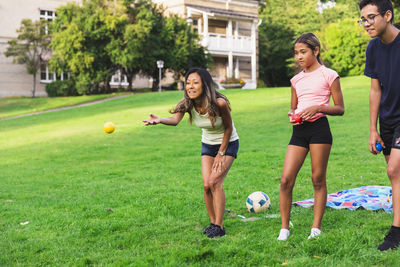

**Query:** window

left=208, top=19, right=227, bottom=35
left=40, top=61, right=68, bottom=83
left=110, top=70, right=128, bottom=86
left=192, top=19, right=198, bottom=33
left=39, top=10, right=68, bottom=83
left=40, top=9, right=56, bottom=34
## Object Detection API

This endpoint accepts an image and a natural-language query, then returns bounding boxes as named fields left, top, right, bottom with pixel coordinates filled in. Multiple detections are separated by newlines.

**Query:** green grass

left=0, top=75, right=397, bottom=266
left=0, top=93, right=129, bottom=119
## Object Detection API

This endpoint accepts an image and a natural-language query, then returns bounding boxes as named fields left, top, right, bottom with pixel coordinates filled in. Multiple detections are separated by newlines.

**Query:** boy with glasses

left=359, top=0, right=400, bottom=251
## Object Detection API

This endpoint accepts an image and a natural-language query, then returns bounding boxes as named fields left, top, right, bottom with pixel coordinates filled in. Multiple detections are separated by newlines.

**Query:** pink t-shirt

left=290, top=65, right=339, bottom=122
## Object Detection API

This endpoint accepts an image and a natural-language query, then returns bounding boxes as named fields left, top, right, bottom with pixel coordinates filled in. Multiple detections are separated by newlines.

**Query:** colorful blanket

left=294, top=186, right=392, bottom=213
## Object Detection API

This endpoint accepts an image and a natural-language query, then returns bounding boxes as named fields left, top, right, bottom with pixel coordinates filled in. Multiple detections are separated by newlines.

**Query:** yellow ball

left=103, top=122, right=115, bottom=134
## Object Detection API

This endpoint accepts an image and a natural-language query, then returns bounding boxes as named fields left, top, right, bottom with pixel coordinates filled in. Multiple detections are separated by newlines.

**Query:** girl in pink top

left=277, top=33, right=345, bottom=241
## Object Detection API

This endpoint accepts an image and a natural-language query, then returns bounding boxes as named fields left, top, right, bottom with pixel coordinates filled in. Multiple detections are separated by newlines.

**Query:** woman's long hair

left=171, top=67, right=230, bottom=127
left=294, top=33, right=323, bottom=64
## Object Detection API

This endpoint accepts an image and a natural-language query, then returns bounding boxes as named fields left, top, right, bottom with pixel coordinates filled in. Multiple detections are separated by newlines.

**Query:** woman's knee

left=209, top=177, right=224, bottom=191
left=203, top=184, right=212, bottom=193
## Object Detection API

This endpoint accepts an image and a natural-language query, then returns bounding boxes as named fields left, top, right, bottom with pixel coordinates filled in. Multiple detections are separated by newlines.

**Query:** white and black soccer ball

left=246, top=191, right=271, bottom=213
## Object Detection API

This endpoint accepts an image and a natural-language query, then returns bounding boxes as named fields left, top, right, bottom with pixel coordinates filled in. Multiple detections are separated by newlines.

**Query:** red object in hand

left=292, top=114, right=302, bottom=124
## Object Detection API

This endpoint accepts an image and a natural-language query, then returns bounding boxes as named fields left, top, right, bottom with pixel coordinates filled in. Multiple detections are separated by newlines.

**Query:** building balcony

left=201, top=33, right=253, bottom=55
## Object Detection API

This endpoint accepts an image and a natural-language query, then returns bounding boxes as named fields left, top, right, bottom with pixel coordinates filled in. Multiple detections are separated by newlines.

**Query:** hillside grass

left=0, top=93, right=129, bottom=119
left=1, top=75, right=397, bottom=266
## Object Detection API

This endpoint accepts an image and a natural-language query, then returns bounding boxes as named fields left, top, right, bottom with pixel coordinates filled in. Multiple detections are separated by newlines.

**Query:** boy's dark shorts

left=289, top=117, right=332, bottom=149
left=379, top=119, right=400, bottom=156
left=201, top=139, right=239, bottom=158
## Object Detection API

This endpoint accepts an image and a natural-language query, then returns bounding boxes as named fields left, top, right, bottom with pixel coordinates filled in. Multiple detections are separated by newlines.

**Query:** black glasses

left=358, top=13, right=381, bottom=26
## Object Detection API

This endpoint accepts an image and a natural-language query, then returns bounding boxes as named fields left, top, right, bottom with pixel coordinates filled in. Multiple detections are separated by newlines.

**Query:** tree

left=5, top=19, right=50, bottom=97
left=110, top=0, right=209, bottom=91
left=50, top=0, right=120, bottom=94
left=259, top=0, right=323, bottom=86
left=258, top=0, right=368, bottom=86
left=50, top=0, right=209, bottom=93
left=107, top=0, right=166, bottom=91
left=319, top=19, right=370, bottom=76
left=162, top=15, right=211, bottom=83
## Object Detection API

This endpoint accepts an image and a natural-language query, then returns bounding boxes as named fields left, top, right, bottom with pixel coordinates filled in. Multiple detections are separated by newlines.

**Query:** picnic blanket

left=294, top=186, right=392, bottom=213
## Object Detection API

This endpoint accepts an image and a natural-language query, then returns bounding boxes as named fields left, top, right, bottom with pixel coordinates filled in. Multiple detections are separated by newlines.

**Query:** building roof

left=186, top=4, right=258, bottom=20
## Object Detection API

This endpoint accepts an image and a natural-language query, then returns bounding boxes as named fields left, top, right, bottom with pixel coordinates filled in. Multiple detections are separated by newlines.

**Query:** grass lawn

left=0, top=93, right=129, bottom=119
left=0, top=75, right=397, bottom=266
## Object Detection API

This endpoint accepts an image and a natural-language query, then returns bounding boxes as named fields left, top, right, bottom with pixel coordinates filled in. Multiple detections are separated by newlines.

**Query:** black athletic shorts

left=201, top=139, right=239, bottom=158
left=379, top=119, right=400, bottom=156
left=289, top=117, right=332, bottom=149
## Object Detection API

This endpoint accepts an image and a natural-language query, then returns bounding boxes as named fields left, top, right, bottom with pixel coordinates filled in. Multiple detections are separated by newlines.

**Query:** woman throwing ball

left=143, top=68, right=239, bottom=238
left=277, top=33, right=345, bottom=241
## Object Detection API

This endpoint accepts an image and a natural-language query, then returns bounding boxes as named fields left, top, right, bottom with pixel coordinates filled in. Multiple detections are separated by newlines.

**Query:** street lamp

left=156, top=60, right=164, bottom=92
left=186, top=16, right=193, bottom=69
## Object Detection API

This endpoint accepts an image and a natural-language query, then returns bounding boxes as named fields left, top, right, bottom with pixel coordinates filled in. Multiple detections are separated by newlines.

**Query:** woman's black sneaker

left=378, top=226, right=400, bottom=251
left=202, top=223, right=216, bottom=235
left=207, top=225, right=226, bottom=238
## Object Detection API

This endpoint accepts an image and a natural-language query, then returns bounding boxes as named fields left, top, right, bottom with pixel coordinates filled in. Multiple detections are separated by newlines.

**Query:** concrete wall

left=0, top=0, right=77, bottom=97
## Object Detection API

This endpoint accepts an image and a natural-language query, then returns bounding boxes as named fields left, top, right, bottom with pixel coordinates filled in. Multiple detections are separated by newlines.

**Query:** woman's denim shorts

left=201, top=139, right=239, bottom=158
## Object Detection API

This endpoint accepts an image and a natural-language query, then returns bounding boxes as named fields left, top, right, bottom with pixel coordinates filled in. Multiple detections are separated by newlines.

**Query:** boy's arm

left=369, top=78, right=384, bottom=154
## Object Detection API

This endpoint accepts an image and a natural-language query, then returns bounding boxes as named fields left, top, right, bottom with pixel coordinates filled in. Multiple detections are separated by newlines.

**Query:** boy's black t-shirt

left=364, top=32, right=400, bottom=124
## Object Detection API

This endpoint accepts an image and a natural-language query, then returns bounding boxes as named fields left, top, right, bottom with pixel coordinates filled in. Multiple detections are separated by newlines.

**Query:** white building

left=154, top=0, right=261, bottom=89
left=0, top=0, right=77, bottom=97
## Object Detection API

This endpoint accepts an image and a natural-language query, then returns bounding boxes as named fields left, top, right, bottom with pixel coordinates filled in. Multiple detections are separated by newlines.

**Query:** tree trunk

left=32, top=73, right=36, bottom=98
left=105, top=77, right=111, bottom=93
left=127, top=76, right=133, bottom=91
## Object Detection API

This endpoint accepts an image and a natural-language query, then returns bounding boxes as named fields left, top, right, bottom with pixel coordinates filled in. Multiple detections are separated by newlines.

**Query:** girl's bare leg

left=309, top=143, right=331, bottom=229
left=280, top=145, right=309, bottom=229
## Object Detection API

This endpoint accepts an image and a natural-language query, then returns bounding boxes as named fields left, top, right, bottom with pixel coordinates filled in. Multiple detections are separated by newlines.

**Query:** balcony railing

left=201, top=33, right=253, bottom=54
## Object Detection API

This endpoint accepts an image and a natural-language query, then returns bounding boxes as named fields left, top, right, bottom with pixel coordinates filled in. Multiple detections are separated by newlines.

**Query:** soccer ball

left=246, top=191, right=270, bottom=213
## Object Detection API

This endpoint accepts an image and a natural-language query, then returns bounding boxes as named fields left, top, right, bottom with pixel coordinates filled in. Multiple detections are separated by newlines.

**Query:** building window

left=192, top=19, right=198, bottom=33
left=40, top=9, right=56, bottom=34
left=110, top=70, right=128, bottom=86
left=40, top=61, right=68, bottom=83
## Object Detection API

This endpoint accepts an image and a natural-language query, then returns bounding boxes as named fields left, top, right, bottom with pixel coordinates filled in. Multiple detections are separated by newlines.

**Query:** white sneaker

left=277, top=229, right=290, bottom=241
left=308, top=228, right=321, bottom=239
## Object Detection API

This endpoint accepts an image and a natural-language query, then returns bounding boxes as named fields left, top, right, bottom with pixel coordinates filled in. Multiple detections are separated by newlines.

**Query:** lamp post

left=186, top=16, right=193, bottom=69
left=156, top=60, right=164, bottom=92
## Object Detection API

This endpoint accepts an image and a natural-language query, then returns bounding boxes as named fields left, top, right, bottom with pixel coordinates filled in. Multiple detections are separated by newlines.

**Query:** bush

left=46, top=80, right=79, bottom=97
left=257, top=79, right=266, bottom=88
left=319, top=19, right=370, bottom=76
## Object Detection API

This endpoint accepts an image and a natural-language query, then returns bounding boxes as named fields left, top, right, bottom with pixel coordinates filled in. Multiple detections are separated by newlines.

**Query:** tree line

left=259, top=0, right=400, bottom=86
left=5, top=0, right=400, bottom=96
